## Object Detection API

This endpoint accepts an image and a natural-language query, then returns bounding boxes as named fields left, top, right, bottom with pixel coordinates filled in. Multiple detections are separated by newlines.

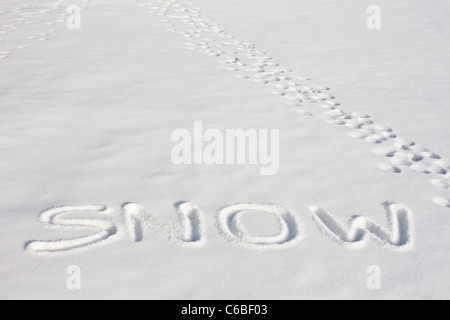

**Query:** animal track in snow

left=433, top=196, right=450, bottom=208
left=0, top=0, right=90, bottom=59
left=431, top=179, right=449, bottom=189
left=135, top=0, right=450, bottom=208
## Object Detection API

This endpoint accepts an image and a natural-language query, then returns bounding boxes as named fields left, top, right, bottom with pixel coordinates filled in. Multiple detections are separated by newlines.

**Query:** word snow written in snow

left=24, top=201, right=414, bottom=255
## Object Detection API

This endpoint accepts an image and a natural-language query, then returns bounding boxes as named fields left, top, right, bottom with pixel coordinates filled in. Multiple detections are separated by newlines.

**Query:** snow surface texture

left=0, top=0, right=449, bottom=299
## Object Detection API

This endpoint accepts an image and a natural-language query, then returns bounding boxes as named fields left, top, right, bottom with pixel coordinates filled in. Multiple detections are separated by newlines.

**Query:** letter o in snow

left=217, top=203, right=303, bottom=249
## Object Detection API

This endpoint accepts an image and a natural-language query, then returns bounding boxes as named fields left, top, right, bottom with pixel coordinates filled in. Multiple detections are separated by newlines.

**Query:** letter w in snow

left=311, top=202, right=413, bottom=251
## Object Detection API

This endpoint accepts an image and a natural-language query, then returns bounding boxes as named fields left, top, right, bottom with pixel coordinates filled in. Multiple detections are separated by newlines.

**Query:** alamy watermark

left=66, top=265, right=81, bottom=290
left=366, top=265, right=381, bottom=290
left=367, top=5, right=381, bottom=30
left=171, top=121, right=280, bottom=175
left=66, top=5, right=81, bottom=30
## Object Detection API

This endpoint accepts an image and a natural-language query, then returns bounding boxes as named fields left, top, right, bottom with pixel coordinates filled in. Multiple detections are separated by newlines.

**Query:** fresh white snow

left=1, top=0, right=450, bottom=299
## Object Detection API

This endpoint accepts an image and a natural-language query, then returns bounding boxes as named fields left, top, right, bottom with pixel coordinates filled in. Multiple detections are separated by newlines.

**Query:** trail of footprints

left=1, top=0, right=448, bottom=207
left=0, top=0, right=90, bottom=59
left=135, top=0, right=450, bottom=208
